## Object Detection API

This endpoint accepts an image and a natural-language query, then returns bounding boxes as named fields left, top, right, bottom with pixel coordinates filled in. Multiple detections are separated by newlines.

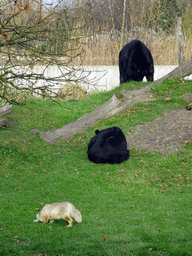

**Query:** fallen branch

left=0, top=102, right=13, bottom=128
left=0, top=102, right=12, bottom=117
left=40, top=61, right=192, bottom=143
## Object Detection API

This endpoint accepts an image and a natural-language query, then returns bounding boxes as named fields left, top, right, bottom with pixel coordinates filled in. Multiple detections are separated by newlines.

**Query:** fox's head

left=36, top=212, right=44, bottom=222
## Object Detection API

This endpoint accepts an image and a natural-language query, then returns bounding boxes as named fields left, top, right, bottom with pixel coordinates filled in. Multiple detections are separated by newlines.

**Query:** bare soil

left=126, top=109, right=192, bottom=155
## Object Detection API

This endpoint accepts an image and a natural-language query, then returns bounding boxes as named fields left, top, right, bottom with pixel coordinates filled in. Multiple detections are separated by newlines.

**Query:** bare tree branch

left=0, top=0, right=95, bottom=104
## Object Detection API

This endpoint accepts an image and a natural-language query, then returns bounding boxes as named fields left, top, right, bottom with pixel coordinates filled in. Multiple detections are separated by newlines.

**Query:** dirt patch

left=126, top=109, right=192, bottom=154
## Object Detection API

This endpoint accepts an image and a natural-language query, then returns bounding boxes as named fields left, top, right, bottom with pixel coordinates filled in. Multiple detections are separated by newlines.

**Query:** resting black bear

left=119, top=39, right=154, bottom=84
left=87, top=127, right=129, bottom=164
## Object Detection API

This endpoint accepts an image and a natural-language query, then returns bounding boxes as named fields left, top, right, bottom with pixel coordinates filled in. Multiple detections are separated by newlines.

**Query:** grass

left=0, top=79, right=192, bottom=255
left=75, top=34, right=192, bottom=66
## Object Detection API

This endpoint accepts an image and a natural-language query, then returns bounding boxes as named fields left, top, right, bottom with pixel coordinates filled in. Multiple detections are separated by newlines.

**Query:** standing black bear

left=87, top=127, right=129, bottom=164
left=119, top=40, right=154, bottom=84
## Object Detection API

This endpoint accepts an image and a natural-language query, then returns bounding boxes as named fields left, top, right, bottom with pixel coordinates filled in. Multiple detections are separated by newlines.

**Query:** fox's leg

left=64, top=216, right=73, bottom=227
left=49, top=219, right=54, bottom=223
left=43, top=216, right=49, bottom=223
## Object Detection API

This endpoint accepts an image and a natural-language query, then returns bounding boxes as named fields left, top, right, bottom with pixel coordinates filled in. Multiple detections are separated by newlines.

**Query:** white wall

left=13, top=65, right=192, bottom=93
left=84, top=65, right=192, bottom=91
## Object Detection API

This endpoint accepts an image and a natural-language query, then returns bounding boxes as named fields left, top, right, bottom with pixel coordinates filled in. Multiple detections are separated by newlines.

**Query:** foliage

left=182, top=5, right=192, bottom=38
left=143, top=0, right=182, bottom=34
left=142, top=0, right=161, bottom=32
left=0, top=79, right=192, bottom=255
left=158, top=0, right=181, bottom=33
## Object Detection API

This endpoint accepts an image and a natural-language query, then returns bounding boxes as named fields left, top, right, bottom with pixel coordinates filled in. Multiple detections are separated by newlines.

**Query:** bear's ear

left=95, top=130, right=100, bottom=134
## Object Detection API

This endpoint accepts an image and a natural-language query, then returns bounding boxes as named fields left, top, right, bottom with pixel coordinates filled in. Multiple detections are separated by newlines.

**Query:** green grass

left=0, top=79, right=192, bottom=255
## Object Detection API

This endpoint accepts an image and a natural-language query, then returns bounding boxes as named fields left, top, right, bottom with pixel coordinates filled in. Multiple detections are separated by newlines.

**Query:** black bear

left=119, top=40, right=154, bottom=84
left=87, top=127, right=129, bottom=164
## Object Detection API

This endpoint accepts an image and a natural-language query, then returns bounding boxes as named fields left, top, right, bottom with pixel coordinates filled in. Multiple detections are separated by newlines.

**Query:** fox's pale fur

left=33, top=202, right=82, bottom=227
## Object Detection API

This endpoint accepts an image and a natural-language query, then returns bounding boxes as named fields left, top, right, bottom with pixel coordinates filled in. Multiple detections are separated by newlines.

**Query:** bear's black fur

left=119, top=40, right=154, bottom=84
left=87, top=127, right=129, bottom=164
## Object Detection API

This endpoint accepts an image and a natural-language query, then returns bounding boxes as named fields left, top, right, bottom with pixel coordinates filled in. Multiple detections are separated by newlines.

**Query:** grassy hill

left=0, top=79, right=192, bottom=255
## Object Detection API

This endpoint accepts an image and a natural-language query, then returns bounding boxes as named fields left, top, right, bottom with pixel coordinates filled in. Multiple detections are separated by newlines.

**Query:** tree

left=109, top=0, right=127, bottom=51
left=0, top=0, right=92, bottom=104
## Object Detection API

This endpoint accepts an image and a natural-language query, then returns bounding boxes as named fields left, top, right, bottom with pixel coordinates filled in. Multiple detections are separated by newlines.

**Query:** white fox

left=34, top=202, right=82, bottom=227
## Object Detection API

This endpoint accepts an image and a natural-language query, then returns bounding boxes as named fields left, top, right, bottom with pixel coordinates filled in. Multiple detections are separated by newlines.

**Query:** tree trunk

left=176, top=16, right=184, bottom=65
left=40, top=61, right=192, bottom=143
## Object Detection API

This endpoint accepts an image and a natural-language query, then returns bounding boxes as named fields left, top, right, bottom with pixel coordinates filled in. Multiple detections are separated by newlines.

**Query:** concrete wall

left=82, top=65, right=192, bottom=92
left=13, top=65, right=192, bottom=93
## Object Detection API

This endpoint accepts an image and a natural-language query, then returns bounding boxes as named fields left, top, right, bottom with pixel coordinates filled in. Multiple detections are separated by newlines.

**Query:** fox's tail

left=71, top=207, right=82, bottom=223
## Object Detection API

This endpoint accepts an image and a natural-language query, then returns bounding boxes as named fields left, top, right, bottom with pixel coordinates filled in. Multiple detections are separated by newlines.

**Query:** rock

left=30, top=129, right=41, bottom=135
